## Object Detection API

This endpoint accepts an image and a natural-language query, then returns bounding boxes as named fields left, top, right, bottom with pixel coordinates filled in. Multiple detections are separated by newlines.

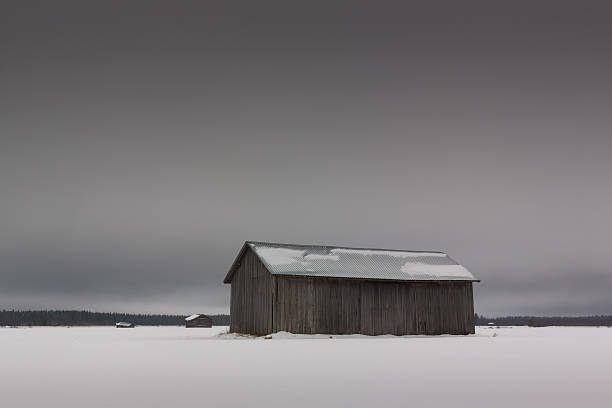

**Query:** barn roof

left=185, top=314, right=207, bottom=321
left=224, top=241, right=478, bottom=283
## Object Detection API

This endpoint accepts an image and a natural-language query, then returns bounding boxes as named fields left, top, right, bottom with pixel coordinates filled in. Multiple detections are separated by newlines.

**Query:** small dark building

left=224, top=241, right=479, bottom=336
left=185, top=314, right=212, bottom=328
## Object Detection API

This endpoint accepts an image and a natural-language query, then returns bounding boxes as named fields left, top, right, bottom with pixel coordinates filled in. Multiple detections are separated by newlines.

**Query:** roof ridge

left=245, top=240, right=446, bottom=254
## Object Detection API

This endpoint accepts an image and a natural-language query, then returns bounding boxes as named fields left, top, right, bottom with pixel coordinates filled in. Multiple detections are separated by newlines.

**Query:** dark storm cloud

left=1, top=1, right=611, bottom=314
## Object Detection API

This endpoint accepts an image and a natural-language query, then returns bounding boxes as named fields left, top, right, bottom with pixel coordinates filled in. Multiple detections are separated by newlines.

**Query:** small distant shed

left=185, top=314, right=213, bottom=328
left=116, top=322, right=134, bottom=328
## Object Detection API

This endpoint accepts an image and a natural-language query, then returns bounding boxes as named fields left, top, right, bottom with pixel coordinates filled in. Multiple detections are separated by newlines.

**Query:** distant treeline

left=0, top=310, right=230, bottom=326
left=3, top=310, right=611, bottom=327
left=475, top=314, right=612, bottom=327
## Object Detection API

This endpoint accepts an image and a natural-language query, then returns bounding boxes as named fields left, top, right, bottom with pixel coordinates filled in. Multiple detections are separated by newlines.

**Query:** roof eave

left=268, top=273, right=479, bottom=283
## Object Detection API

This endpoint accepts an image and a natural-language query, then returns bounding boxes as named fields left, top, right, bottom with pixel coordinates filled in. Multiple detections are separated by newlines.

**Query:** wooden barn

left=224, top=241, right=478, bottom=336
left=185, top=314, right=213, bottom=328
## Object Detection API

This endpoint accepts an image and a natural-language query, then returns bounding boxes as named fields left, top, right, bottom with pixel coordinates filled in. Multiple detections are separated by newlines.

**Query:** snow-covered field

left=1, top=326, right=610, bottom=408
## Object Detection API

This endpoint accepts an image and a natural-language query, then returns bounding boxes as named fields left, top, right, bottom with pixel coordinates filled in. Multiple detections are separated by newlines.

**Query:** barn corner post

left=224, top=241, right=478, bottom=336
left=271, top=275, right=277, bottom=334
left=468, top=281, right=476, bottom=334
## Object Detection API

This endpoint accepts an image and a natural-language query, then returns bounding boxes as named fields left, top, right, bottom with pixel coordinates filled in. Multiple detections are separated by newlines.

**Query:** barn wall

left=275, top=277, right=361, bottom=334
left=274, top=277, right=474, bottom=335
left=360, top=281, right=474, bottom=335
left=229, top=247, right=274, bottom=335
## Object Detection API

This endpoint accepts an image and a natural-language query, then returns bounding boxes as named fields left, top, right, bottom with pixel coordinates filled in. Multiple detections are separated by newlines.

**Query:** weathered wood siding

left=359, top=281, right=474, bottom=335
left=229, top=247, right=273, bottom=335
left=274, top=277, right=474, bottom=335
left=275, top=277, right=361, bottom=334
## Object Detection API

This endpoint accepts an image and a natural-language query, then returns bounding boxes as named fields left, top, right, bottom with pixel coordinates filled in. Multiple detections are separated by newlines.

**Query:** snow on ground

left=1, top=326, right=610, bottom=408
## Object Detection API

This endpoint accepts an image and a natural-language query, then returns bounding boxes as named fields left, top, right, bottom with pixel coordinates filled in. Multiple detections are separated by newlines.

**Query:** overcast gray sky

left=1, top=1, right=611, bottom=316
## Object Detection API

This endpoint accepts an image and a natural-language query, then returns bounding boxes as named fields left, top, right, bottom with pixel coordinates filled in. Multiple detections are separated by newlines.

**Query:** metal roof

left=224, top=241, right=477, bottom=283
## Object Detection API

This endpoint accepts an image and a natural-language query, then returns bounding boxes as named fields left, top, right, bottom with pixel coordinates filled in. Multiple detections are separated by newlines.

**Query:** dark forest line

left=0, top=310, right=230, bottom=326
left=2, top=310, right=611, bottom=327
left=475, top=314, right=612, bottom=327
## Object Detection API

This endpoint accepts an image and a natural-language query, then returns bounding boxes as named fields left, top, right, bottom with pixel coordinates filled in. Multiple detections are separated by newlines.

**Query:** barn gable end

left=228, top=246, right=274, bottom=335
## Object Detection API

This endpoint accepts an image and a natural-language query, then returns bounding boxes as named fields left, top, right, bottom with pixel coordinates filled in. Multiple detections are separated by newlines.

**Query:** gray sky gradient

left=2, top=1, right=612, bottom=315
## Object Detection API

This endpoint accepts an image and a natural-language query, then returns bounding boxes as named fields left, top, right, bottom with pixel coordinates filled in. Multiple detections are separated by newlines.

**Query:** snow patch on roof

left=330, top=248, right=446, bottom=258
left=255, top=247, right=305, bottom=265
left=400, top=262, right=473, bottom=279
left=185, top=314, right=201, bottom=321
left=304, top=253, right=340, bottom=261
